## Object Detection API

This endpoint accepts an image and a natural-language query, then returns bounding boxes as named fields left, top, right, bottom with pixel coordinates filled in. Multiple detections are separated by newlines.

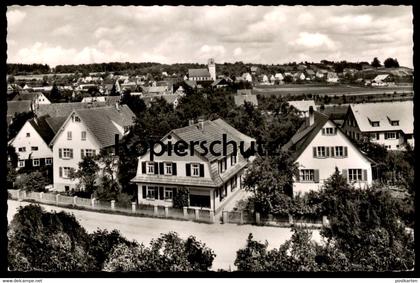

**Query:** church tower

left=208, top=58, right=216, bottom=81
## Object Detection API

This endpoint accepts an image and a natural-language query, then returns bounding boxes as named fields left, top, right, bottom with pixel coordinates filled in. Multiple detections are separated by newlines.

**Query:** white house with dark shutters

left=131, top=118, right=255, bottom=213
left=49, top=104, right=135, bottom=192
left=283, top=107, right=373, bottom=195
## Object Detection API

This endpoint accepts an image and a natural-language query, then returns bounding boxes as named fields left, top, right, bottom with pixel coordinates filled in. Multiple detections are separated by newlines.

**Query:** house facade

left=131, top=118, right=255, bottom=213
left=341, top=101, right=414, bottom=150
left=49, top=105, right=135, bottom=192
left=9, top=116, right=57, bottom=169
left=283, top=108, right=373, bottom=195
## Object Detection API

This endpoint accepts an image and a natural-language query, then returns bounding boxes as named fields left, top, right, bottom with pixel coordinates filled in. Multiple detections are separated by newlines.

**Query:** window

left=147, top=162, right=155, bottom=174
left=62, top=167, right=72, bottom=178
left=369, top=133, right=379, bottom=140
left=348, top=169, right=363, bottom=182
left=192, top=163, right=200, bottom=177
left=45, top=158, right=52, bottom=165
left=300, top=169, right=314, bottom=182
left=371, top=121, right=380, bottom=127
left=385, top=132, right=396, bottom=139
left=67, top=131, right=72, bottom=140
left=74, top=116, right=81, bottom=122
left=18, top=147, right=26, bottom=152
left=231, top=154, right=237, bottom=166
left=219, top=158, right=227, bottom=173
left=26, top=133, right=30, bottom=137
left=164, top=188, right=173, bottom=200
left=85, top=149, right=96, bottom=157
left=164, top=163, right=173, bottom=175
left=391, top=120, right=399, bottom=126
left=31, top=146, right=38, bottom=151
left=335, top=146, right=344, bottom=157
left=317, top=146, right=326, bottom=157
left=81, top=131, right=87, bottom=141
left=33, top=159, right=40, bottom=167
left=18, top=160, right=25, bottom=168
left=62, top=148, right=73, bottom=159
left=231, top=175, right=238, bottom=190
left=146, top=187, right=156, bottom=199
left=323, top=127, right=336, bottom=135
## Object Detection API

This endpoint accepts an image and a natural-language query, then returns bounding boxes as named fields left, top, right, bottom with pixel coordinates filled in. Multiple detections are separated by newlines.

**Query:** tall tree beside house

left=49, top=83, right=62, bottom=102
left=14, top=171, right=49, bottom=192
left=69, top=156, right=100, bottom=197
left=242, top=149, right=298, bottom=216
left=371, top=57, right=382, bottom=68
left=384, top=58, right=400, bottom=68
left=7, top=163, right=17, bottom=190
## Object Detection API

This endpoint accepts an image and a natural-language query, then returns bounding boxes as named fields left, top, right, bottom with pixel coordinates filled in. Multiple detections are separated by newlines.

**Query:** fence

left=222, top=210, right=327, bottom=228
left=8, top=189, right=215, bottom=224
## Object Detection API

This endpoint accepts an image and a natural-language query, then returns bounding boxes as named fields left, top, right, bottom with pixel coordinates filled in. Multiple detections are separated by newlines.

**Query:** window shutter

left=142, top=186, right=147, bottom=199
left=172, top=163, right=177, bottom=175
left=59, top=148, right=62, bottom=158
left=141, top=162, right=146, bottom=174
left=344, top=147, right=348, bottom=157
left=330, top=147, right=335, bottom=157
left=322, top=128, right=325, bottom=135
left=326, top=147, right=330, bottom=157
left=81, top=149, right=84, bottom=159
left=154, top=162, right=159, bottom=175
left=173, top=188, right=177, bottom=199
left=314, top=170, right=320, bottom=183
left=363, top=169, right=368, bottom=181
left=154, top=187, right=159, bottom=199
left=70, top=149, right=73, bottom=159
left=59, top=167, right=62, bottom=177
left=313, top=147, right=317, bottom=158
left=159, top=187, right=164, bottom=200
left=342, top=169, right=348, bottom=180
left=199, top=164, right=205, bottom=177
left=186, top=164, right=191, bottom=176
left=159, top=162, right=164, bottom=174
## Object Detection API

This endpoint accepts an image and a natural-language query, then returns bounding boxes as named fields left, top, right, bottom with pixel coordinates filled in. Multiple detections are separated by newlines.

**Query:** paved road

left=8, top=200, right=322, bottom=271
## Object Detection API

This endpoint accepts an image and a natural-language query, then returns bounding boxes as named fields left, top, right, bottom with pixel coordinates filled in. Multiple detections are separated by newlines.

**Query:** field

left=253, top=83, right=413, bottom=97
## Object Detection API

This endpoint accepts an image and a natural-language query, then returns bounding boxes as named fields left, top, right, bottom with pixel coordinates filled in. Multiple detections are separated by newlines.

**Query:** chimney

left=197, top=117, right=205, bottom=130
left=309, top=106, right=314, bottom=126
left=114, top=134, right=119, bottom=156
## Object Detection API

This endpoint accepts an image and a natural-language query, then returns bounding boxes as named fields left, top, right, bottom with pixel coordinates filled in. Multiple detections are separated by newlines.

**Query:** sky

left=7, top=5, right=413, bottom=68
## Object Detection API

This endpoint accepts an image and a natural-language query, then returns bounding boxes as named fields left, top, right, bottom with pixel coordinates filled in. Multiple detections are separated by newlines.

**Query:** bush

left=173, top=188, right=189, bottom=208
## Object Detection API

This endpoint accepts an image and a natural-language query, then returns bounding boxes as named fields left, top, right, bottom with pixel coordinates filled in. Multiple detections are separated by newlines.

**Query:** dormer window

left=322, top=127, right=336, bottom=135
left=75, top=116, right=81, bottom=122
left=391, top=120, right=399, bottom=126
left=371, top=121, right=380, bottom=127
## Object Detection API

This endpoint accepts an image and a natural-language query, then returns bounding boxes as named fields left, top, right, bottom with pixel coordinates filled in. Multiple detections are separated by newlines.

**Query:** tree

left=103, top=232, right=215, bottom=272
left=8, top=111, right=35, bottom=140
left=371, top=57, right=382, bottom=68
left=7, top=163, right=17, bottom=190
left=172, top=188, right=189, bottom=208
left=8, top=75, right=15, bottom=84
left=8, top=205, right=92, bottom=271
left=384, top=58, right=400, bottom=68
left=49, top=83, right=62, bottom=102
left=69, top=156, right=100, bottom=196
left=242, top=149, right=298, bottom=216
left=14, top=171, right=49, bottom=192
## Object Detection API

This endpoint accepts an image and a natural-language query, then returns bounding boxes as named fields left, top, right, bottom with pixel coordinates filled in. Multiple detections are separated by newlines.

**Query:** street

left=8, top=200, right=322, bottom=271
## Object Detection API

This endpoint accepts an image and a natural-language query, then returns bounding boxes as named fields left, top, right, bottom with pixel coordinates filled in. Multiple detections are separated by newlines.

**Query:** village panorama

left=5, top=5, right=415, bottom=274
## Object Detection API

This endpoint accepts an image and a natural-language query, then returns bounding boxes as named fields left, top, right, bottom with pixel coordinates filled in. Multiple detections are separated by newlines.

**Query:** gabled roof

left=349, top=101, right=413, bottom=134
left=50, top=105, right=135, bottom=148
left=36, top=102, right=108, bottom=117
left=45, top=116, right=67, bottom=133
left=29, top=116, right=56, bottom=144
left=372, top=74, right=390, bottom=82
left=234, top=94, right=258, bottom=107
left=7, top=100, right=32, bottom=117
left=171, top=118, right=255, bottom=162
left=288, top=100, right=316, bottom=113
left=211, top=78, right=228, bottom=87
left=283, top=111, right=329, bottom=160
left=11, top=91, right=46, bottom=102
left=188, top=68, right=211, bottom=78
